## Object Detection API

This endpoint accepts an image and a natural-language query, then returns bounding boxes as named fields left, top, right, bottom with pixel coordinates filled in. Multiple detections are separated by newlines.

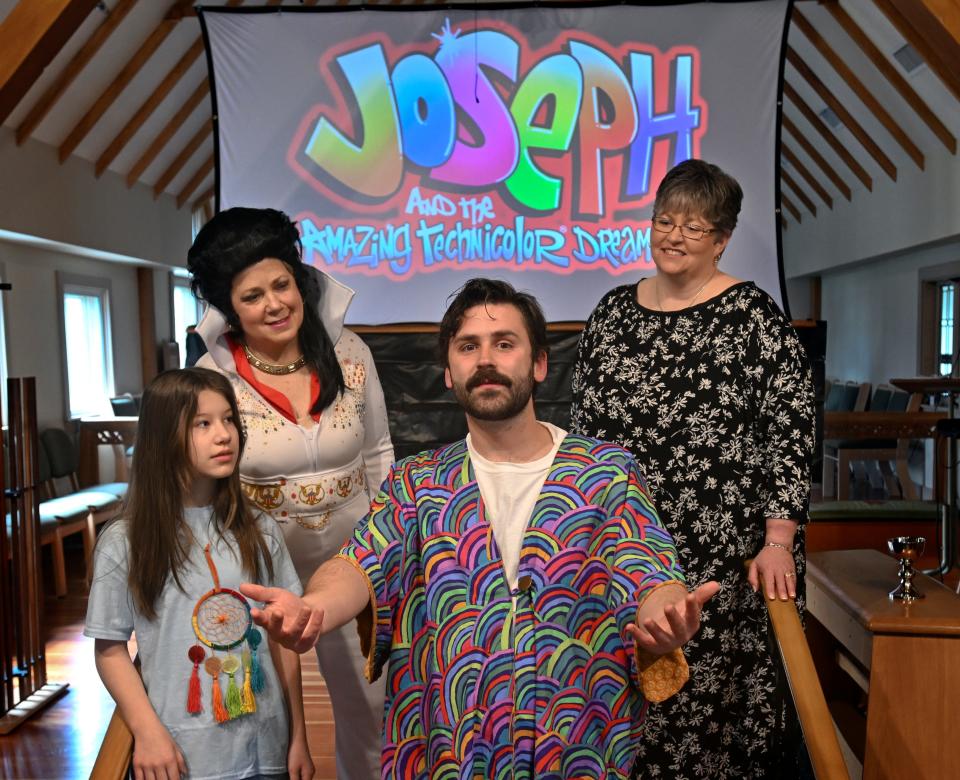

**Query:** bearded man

left=244, top=278, right=718, bottom=780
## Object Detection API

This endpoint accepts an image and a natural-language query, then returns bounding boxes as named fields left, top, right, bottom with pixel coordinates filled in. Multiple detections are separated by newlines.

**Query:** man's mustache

left=466, top=368, right=512, bottom=391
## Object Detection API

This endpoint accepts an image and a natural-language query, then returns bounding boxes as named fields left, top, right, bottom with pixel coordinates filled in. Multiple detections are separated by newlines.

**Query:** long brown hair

left=125, top=368, right=273, bottom=619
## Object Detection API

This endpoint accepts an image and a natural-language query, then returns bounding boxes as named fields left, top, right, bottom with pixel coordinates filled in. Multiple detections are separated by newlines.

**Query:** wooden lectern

left=807, top=549, right=960, bottom=779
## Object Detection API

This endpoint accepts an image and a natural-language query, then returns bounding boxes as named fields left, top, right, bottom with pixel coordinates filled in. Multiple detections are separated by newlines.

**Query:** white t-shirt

left=467, top=422, right=567, bottom=591
left=85, top=507, right=302, bottom=780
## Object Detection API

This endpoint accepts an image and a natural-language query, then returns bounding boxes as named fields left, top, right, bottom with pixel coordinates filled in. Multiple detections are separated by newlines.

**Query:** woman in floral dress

left=571, top=159, right=815, bottom=779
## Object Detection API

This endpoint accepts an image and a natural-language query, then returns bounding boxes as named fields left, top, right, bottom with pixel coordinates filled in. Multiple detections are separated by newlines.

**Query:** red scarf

left=227, top=335, right=322, bottom=425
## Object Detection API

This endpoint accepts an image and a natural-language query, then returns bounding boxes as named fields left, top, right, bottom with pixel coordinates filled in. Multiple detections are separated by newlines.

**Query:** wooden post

left=0, top=377, right=13, bottom=714
left=137, top=267, right=158, bottom=386
left=0, top=378, right=69, bottom=732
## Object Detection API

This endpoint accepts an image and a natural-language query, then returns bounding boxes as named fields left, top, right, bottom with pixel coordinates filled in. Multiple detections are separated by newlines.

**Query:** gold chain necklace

left=655, top=267, right=717, bottom=312
left=242, top=343, right=306, bottom=375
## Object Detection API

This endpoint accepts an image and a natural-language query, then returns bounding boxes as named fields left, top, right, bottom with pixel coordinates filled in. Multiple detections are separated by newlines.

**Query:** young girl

left=85, top=368, right=314, bottom=780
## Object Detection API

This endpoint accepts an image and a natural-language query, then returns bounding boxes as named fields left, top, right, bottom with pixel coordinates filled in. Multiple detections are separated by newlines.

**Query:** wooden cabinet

left=807, top=550, right=960, bottom=779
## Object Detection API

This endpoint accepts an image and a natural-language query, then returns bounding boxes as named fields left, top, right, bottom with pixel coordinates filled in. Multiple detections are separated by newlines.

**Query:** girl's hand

left=748, top=543, right=797, bottom=600
left=132, top=721, right=186, bottom=780
left=287, top=735, right=316, bottom=780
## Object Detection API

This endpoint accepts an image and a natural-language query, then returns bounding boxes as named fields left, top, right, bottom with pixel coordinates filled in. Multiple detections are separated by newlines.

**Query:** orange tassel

left=187, top=665, right=202, bottom=714
left=211, top=675, right=229, bottom=723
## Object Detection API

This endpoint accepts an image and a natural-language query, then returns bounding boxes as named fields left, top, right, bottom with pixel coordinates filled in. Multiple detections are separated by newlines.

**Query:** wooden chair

left=810, top=410, right=947, bottom=565
left=822, top=381, right=871, bottom=498
left=836, top=389, right=923, bottom=500
left=26, top=430, right=127, bottom=596
left=41, top=428, right=127, bottom=501
left=6, top=437, right=105, bottom=597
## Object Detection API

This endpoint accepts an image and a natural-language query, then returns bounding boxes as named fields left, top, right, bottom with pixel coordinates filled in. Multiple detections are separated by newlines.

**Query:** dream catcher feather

left=186, top=544, right=265, bottom=722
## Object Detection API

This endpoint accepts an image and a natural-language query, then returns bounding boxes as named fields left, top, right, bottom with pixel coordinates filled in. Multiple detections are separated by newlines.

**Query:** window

left=938, top=282, right=955, bottom=376
left=58, top=273, right=114, bottom=419
left=920, top=268, right=960, bottom=376
left=171, top=274, right=204, bottom=367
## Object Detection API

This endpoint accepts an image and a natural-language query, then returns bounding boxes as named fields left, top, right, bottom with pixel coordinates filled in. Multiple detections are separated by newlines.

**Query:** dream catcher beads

left=186, top=544, right=266, bottom=723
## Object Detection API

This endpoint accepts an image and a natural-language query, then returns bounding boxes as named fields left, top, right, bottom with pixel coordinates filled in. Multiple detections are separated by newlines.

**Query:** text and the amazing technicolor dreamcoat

left=287, top=19, right=707, bottom=277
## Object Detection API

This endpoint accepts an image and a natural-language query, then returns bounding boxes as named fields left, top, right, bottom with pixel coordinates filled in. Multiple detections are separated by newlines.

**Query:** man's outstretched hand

left=627, top=581, right=720, bottom=656
left=239, top=583, right=325, bottom=654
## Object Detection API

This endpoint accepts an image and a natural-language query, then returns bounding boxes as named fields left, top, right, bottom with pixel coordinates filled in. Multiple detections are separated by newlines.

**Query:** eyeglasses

left=651, top=216, right=717, bottom=241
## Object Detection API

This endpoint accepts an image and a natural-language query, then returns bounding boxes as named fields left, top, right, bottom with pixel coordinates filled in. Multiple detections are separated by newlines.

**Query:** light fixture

left=893, top=44, right=924, bottom=74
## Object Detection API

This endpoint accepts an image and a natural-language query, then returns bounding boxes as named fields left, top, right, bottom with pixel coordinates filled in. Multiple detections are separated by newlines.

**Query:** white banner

left=202, top=1, right=790, bottom=323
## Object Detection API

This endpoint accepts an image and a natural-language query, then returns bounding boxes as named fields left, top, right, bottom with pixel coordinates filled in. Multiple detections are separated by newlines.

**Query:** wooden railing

left=92, top=574, right=851, bottom=779
left=89, top=653, right=140, bottom=778
left=89, top=709, right=133, bottom=780
left=764, top=596, right=849, bottom=779
left=746, top=558, right=848, bottom=778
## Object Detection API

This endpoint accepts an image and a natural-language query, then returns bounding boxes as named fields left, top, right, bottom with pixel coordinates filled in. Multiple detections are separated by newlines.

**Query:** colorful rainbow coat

left=338, top=434, right=689, bottom=780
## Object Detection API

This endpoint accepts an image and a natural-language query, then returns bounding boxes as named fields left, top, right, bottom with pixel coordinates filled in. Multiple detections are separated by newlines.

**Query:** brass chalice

left=887, top=536, right=926, bottom=601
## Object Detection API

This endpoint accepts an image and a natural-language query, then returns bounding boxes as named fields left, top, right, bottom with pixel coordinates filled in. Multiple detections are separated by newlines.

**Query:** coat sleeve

left=601, top=450, right=690, bottom=703
left=335, top=459, right=414, bottom=683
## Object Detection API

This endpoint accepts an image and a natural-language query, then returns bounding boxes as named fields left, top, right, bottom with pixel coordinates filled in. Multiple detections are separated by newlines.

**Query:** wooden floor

left=0, top=544, right=337, bottom=780
left=2, top=527, right=957, bottom=779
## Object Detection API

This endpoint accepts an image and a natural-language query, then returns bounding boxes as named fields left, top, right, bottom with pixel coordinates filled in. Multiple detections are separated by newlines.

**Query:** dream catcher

left=186, top=543, right=266, bottom=723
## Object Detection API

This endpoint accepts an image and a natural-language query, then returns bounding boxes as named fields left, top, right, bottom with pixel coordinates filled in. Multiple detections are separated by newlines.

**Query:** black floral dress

left=571, top=281, right=815, bottom=779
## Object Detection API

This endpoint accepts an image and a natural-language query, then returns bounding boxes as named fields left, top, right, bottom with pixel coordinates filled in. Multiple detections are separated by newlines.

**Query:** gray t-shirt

left=85, top=506, right=303, bottom=780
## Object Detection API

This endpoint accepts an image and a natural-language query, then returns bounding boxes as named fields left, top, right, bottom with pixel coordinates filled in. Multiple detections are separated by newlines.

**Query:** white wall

left=779, top=89, right=960, bottom=386
left=1, top=241, right=142, bottom=429
left=802, top=239, right=960, bottom=385
left=0, top=130, right=191, bottom=428
left=0, top=128, right=191, bottom=265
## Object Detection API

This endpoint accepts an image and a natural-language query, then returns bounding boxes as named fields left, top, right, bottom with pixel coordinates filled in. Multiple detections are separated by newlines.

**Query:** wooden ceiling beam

left=781, top=193, right=802, bottom=223
left=792, top=9, right=923, bottom=170
left=58, top=0, right=195, bottom=163
left=780, top=167, right=817, bottom=216
left=127, top=81, right=207, bottom=187
left=176, top=154, right=214, bottom=209
left=783, top=82, right=872, bottom=190
left=782, top=143, right=833, bottom=208
left=154, top=118, right=212, bottom=198
left=786, top=50, right=895, bottom=181
left=824, top=2, right=955, bottom=154
left=0, top=0, right=100, bottom=126
left=873, top=0, right=960, bottom=103
left=782, top=113, right=852, bottom=200
left=192, top=185, right=215, bottom=213
left=120, top=0, right=242, bottom=186
left=96, top=37, right=203, bottom=177
left=15, top=0, right=137, bottom=145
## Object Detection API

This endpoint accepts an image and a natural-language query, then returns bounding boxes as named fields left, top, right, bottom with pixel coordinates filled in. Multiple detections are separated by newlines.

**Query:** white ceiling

left=1, top=0, right=957, bottom=219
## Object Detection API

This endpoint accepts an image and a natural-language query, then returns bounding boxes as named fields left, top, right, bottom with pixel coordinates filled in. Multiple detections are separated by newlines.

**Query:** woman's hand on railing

left=749, top=544, right=798, bottom=601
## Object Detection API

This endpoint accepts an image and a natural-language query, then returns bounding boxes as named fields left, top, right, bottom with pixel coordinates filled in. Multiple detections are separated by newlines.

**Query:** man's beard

left=452, top=365, right=535, bottom=421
